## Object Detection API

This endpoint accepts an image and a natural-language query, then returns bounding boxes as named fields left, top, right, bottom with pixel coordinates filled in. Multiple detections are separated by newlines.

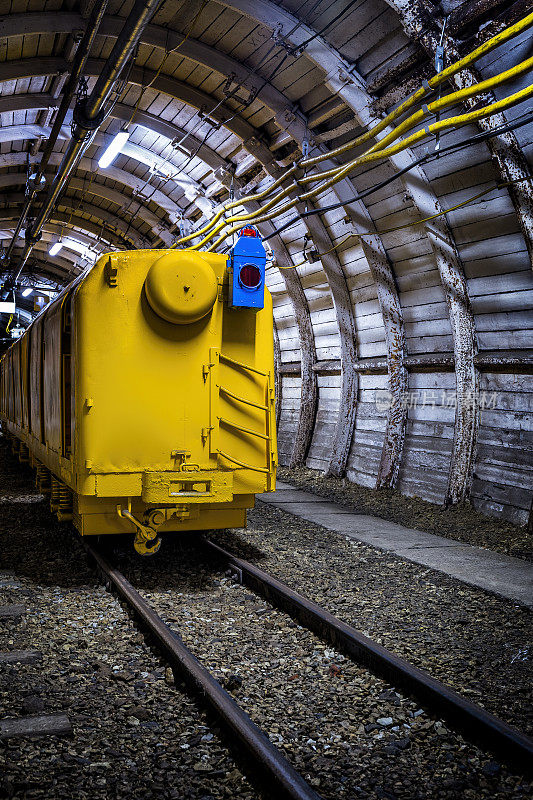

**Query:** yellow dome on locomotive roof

left=144, top=251, right=218, bottom=324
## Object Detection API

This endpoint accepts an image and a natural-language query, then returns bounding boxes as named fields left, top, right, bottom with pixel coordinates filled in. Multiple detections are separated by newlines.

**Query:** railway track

left=86, top=543, right=322, bottom=800
left=85, top=537, right=533, bottom=800
left=202, top=537, right=533, bottom=770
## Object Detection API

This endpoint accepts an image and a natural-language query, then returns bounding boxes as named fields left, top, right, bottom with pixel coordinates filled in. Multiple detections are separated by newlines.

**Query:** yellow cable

left=298, top=78, right=533, bottom=186
left=170, top=166, right=298, bottom=248
left=174, top=12, right=533, bottom=251
left=301, top=10, right=533, bottom=168
left=176, top=12, right=533, bottom=251
left=276, top=176, right=533, bottom=269
left=203, top=80, right=533, bottom=251
left=190, top=183, right=300, bottom=250
left=361, top=54, right=533, bottom=161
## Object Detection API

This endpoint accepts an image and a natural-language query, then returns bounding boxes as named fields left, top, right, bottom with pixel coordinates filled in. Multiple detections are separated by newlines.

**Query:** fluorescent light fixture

left=49, top=241, right=63, bottom=256
left=99, top=129, right=129, bottom=169
left=22, top=287, right=33, bottom=297
left=0, top=301, right=16, bottom=313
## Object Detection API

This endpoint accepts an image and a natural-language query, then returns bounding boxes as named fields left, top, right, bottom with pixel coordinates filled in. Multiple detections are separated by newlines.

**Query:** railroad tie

left=0, top=604, right=25, bottom=620
left=0, top=714, right=72, bottom=739
left=0, top=650, right=42, bottom=665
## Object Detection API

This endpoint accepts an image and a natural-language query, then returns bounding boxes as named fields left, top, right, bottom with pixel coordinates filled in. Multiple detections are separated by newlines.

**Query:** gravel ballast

left=0, top=435, right=257, bottom=800
left=0, top=430, right=531, bottom=800
left=115, top=534, right=533, bottom=800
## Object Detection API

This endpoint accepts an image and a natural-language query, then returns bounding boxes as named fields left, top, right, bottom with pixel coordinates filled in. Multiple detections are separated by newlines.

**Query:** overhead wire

left=200, top=80, right=533, bottom=252
left=299, top=8, right=533, bottom=168
left=116, top=6, right=305, bottom=238
left=262, top=106, right=533, bottom=240
left=296, top=69, right=533, bottom=186
left=125, top=0, right=210, bottom=129
left=168, top=10, right=533, bottom=252
left=295, top=0, right=363, bottom=51
left=58, top=8, right=533, bottom=257
left=276, top=176, right=533, bottom=269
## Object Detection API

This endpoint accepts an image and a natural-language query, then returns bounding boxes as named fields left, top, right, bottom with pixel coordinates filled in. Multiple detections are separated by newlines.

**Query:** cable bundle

left=170, top=11, right=533, bottom=255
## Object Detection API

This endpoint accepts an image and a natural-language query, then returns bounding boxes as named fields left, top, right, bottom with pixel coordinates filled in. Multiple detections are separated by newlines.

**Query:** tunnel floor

left=0, top=432, right=531, bottom=799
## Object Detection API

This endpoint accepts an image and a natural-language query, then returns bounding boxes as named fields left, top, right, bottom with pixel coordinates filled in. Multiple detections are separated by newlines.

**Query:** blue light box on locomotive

left=229, top=226, right=266, bottom=309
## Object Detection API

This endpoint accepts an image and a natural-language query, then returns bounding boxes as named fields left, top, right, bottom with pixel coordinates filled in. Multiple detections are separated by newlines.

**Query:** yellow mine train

left=0, top=239, right=276, bottom=554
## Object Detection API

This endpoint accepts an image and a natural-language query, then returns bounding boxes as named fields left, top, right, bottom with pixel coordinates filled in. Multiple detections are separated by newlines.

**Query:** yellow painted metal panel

left=95, top=472, right=142, bottom=497
left=29, top=319, right=43, bottom=440
left=43, top=301, right=63, bottom=453
left=2, top=246, right=276, bottom=540
left=20, top=334, right=29, bottom=430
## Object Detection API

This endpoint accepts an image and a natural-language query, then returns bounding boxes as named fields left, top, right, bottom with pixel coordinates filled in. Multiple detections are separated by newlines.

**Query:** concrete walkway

left=257, top=481, right=533, bottom=609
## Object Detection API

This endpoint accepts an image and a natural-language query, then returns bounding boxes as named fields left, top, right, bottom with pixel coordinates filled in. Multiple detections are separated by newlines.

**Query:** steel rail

left=85, top=543, right=322, bottom=800
left=203, top=537, right=533, bottom=771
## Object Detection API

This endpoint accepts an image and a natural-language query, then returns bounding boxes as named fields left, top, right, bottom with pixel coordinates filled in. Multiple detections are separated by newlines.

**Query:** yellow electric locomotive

left=0, top=230, right=276, bottom=554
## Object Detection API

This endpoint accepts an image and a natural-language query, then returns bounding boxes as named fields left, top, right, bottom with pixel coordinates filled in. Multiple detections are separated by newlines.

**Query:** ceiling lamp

left=99, top=128, right=129, bottom=169
left=49, top=241, right=63, bottom=256
left=22, top=287, right=33, bottom=297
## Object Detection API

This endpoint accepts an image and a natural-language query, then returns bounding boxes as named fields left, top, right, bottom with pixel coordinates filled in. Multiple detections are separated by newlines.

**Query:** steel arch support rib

left=3, top=194, right=146, bottom=250
left=319, top=173, right=408, bottom=484
left=359, top=236, right=408, bottom=488
left=283, top=268, right=318, bottom=468
left=0, top=151, right=179, bottom=231
left=0, top=13, right=309, bottom=145
left=0, top=95, right=231, bottom=175
left=0, top=170, right=170, bottom=245
left=255, top=214, right=318, bottom=468
left=299, top=207, right=358, bottom=477
left=433, top=235, right=479, bottom=505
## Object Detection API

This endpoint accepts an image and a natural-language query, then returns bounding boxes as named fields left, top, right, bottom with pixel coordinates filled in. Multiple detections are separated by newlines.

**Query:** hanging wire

left=276, top=175, right=533, bottom=269
left=295, top=0, right=362, bottom=51
left=125, top=0, right=210, bottom=129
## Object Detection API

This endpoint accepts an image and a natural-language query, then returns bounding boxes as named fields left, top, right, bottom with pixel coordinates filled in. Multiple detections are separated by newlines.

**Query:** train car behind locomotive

left=0, top=231, right=276, bottom=554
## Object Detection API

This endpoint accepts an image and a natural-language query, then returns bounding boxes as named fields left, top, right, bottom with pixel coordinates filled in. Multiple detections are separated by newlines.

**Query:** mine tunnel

left=0, top=1, right=531, bottom=799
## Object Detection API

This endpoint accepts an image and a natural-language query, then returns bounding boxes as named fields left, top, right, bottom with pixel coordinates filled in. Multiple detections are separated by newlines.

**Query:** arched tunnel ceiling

left=0, top=0, right=532, bottom=525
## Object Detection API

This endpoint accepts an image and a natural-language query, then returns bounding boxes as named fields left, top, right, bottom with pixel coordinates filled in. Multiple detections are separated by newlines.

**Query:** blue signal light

left=228, top=227, right=266, bottom=309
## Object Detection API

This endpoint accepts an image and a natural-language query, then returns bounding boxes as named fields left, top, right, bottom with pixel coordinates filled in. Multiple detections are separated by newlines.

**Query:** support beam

left=314, top=174, right=408, bottom=485
left=0, top=12, right=309, bottom=145
left=0, top=152, right=182, bottom=230
left=0, top=95, right=232, bottom=176
left=0, top=170, right=171, bottom=245
left=4, top=192, right=147, bottom=249
left=0, top=208, right=140, bottom=253
left=256, top=217, right=318, bottom=468
left=299, top=203, right=358, bottom=477
left=277, top=351, right=533, bottom=375
left=0, top=58, right=277, bottom=170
